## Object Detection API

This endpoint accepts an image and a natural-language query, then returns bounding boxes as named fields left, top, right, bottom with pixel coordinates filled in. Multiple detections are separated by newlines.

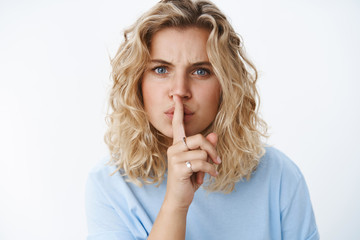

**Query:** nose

left=169, top=72, right=192, bottom=99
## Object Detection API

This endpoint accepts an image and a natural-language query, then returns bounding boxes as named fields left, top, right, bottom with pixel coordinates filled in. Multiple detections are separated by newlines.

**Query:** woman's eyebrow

left=150, top=59, right=173, bottom=66
left=192, top=61, right=212, bottom=67
left=150, top=59, right=212, bottom=67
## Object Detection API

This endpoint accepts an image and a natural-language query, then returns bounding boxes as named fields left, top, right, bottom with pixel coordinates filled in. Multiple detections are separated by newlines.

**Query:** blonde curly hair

left=105, top=0, right=268, bottom=193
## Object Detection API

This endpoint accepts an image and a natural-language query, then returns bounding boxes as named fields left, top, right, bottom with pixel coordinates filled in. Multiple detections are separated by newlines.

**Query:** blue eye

left=154, top=67, right=168, bottom=74
left=194, top=68, right=209, bottom=76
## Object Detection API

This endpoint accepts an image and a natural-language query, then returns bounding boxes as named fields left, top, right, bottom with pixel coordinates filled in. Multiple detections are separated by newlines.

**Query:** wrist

left=162, top=196, right=190, bottom=215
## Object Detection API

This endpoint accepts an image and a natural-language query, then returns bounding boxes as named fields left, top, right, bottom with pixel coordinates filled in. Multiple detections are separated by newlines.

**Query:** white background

left=0, top=0, right=359, bottom=239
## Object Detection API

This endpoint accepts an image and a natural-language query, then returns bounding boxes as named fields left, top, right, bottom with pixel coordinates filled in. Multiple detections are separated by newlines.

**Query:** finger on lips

left=171, top=94, right=220, bottom=182
left=172, top=95, right=186, bottom=144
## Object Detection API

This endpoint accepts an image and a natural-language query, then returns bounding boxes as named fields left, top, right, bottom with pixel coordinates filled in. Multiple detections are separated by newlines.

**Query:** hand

left=165, top=95, right=221, bottom=210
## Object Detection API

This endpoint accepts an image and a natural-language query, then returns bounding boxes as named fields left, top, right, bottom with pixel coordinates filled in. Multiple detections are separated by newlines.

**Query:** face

left=141, top=27, right=221, bottom=139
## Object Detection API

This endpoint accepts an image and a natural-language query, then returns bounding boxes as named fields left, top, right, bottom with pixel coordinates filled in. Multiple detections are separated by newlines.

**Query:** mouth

left=164, top=106, right=194, bottom=121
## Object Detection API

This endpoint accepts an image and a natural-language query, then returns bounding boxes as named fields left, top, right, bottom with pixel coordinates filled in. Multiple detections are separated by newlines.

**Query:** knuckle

left=199, top=150, right=207, bottom=160
left=194, top=133, right=203, bottom=142
left=191, top=134, right=204, bottom=147
left=198, top=160, right=206, bottom=169
left=172, top=154, right=181, bottom=162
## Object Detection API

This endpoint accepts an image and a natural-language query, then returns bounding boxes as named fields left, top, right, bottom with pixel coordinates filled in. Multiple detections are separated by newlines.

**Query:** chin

left=156, top=127, right=174, bottom=139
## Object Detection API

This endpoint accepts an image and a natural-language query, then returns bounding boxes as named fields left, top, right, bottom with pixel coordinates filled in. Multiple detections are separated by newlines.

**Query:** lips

left=165, top=106, right=193, bottom=115
left=164, top=106, right=194, bottom=120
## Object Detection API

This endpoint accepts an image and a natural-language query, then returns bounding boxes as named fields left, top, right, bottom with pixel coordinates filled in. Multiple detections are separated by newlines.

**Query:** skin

left=142, top=27, right=221, bottom=139
left=143, top=27, right=222, bottom=240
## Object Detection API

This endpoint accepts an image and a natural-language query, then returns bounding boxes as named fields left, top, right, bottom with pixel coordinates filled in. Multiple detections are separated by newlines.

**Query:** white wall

left=0, top=0, right=359, bottom=239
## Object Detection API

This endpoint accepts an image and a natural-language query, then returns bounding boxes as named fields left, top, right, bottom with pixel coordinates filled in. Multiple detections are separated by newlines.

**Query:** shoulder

left=88, top=156, right=114, bottom=175
left=86, top=156, right=129, bottom=201
left=260, top=146, right=314, bottom=210
left=87, top=157, right=117, bottom=185
left=252, top=146, right=307, bottom=201
left=261, top=148, right=319, bottom=239
left=258, top=146, right=303, bottom=182
left=85, top=157, right=152, bottom=239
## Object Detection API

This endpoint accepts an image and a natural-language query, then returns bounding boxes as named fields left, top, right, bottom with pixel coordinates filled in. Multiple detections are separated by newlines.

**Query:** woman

left=86, top=0, right=319, bottom=239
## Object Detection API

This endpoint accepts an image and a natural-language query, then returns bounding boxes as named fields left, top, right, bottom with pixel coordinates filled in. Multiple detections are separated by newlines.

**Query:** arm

left=148, top=95, right=220, bottom=240
left=148, top=201, right=188, bottom=240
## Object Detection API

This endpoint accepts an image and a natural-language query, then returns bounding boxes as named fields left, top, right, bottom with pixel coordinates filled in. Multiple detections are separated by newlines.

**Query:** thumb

left=206, top=132, right=218, bottom=147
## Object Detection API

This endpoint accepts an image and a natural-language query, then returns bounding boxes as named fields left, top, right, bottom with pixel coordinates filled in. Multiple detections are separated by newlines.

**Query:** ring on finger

left=182, top=136, right=190, bottom=151
left=185, top=161, right=193, bottom=173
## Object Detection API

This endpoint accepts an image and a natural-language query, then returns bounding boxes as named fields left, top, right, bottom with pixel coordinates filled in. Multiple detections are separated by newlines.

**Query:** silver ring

left=182, top=137, right=190, bottom=151
left=185, top=161, right=193, bottom=172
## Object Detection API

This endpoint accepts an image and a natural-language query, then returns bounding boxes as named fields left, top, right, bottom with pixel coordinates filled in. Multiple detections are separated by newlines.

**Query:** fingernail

left=215, top=171, right=219, bottom=176
left=217, top=156, right=222, bottom=164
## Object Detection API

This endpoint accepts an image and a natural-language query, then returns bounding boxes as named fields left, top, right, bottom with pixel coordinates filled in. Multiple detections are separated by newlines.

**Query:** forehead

left=149, top=27, right=210, bottom=62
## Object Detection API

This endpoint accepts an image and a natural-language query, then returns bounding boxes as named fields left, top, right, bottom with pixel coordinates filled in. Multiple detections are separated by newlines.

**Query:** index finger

left=172, top=94, right=186, bottom=144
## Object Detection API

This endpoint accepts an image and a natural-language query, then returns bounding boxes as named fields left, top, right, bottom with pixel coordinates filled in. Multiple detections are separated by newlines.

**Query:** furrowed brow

left=192, top=61, right=212, bottom=67
left=150, top=59, right=174, bottom=66
left=149, top=60, right=212, bottom=68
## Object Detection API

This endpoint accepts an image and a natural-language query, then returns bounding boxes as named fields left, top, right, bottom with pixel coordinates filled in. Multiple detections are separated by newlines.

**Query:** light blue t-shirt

left=85, top=147, right=319, bottom=240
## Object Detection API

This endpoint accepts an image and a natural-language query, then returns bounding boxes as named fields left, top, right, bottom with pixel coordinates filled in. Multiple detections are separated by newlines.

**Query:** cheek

left=207, top=84, right=221, bottom=117
left=142, top=79, right=154, bottom=106
left=141, top=80, right=166, bottom=114
left=203, top=83, right=221, bottom=106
